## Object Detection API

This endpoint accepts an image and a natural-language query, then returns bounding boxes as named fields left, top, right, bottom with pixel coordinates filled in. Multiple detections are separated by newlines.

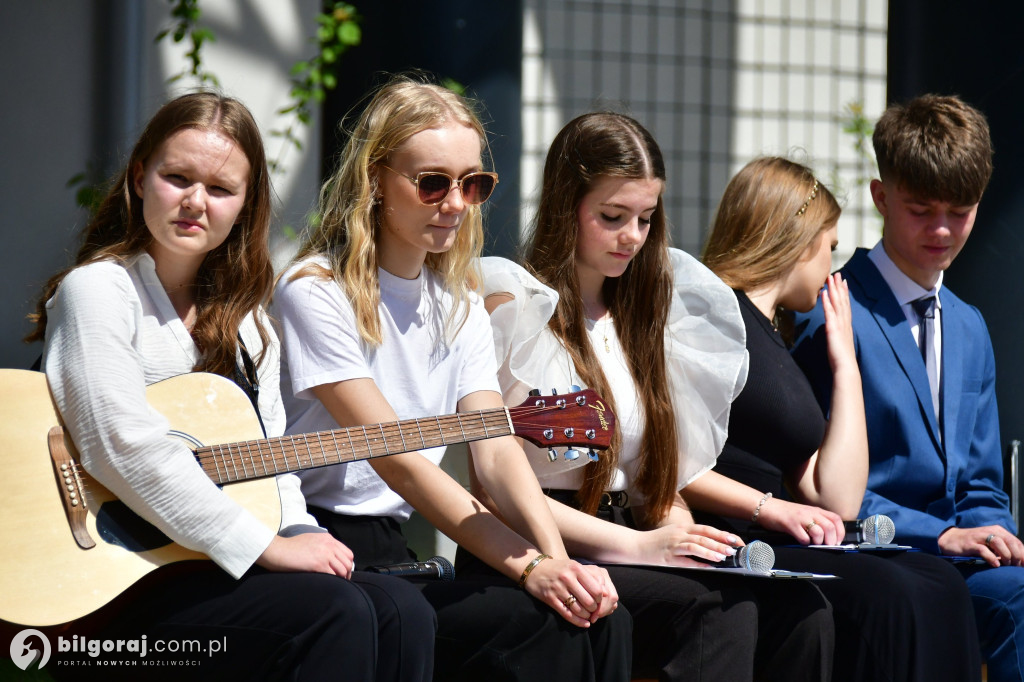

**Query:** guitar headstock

left=509, top=388, right=616, bottom=455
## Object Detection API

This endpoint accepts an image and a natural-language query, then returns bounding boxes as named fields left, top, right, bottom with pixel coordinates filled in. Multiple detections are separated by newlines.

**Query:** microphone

left=366, top=556, right=455, bottom=581
left=698, top=540, right=775, bottom=572
left=843, top=515, right=896, bottom=544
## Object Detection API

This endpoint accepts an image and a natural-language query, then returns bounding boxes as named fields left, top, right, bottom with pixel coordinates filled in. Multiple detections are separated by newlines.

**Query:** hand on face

left=134, top=128, right=250, bottom=279
left=780, top=224, right=838, bottom=313
left=821, top=272, right=858, bottom=374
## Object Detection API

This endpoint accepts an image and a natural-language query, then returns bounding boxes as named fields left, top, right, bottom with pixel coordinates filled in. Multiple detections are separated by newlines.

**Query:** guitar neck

left=194, top=408, right=514, bottom=485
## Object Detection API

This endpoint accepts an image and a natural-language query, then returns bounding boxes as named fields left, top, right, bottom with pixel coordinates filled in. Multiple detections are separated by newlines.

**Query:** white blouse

left=482, top=249, right=748, bottom=501
left=43, top=253, right=310, bottom=578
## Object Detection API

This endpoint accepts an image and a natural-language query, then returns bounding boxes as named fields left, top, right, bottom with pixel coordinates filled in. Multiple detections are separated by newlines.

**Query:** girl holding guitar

left=273, top=76, right=630, bottom=682
left=479, top=113, right=835, bottom=681
left=26, top=92, right=432, bottom=680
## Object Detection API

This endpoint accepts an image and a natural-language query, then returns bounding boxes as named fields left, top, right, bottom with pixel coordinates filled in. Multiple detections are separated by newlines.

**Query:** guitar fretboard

left=194, top=408, right=513, bottom=484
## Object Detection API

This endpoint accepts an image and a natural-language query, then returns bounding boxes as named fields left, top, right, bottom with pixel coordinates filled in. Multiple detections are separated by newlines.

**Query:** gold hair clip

left=795, top=179, right=819, bottom=216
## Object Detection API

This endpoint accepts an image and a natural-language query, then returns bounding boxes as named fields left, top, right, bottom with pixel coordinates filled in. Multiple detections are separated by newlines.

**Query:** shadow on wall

left=522, top=0, right=736, bottom=255
left=319, top=0, right=524, bottom=260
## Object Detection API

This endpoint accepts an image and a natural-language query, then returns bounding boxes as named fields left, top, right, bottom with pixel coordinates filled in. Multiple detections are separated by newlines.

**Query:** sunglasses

left=381, top=164, right=499, bottom=206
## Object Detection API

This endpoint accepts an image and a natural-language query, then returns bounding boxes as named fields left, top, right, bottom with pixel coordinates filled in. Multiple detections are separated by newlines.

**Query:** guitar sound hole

left=95, top=501, right=173, bottom=552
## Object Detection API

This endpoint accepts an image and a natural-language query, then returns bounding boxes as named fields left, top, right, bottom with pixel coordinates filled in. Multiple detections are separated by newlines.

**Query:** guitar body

left=0, top=369, right=614, bottom=627
left=0, top=369, right=280, bottom=627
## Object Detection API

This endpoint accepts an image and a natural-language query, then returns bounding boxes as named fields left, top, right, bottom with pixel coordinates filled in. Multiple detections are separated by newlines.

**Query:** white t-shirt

left=43, top=253, right=309, bottom=579
left=275, top=256, right=501, bottom=521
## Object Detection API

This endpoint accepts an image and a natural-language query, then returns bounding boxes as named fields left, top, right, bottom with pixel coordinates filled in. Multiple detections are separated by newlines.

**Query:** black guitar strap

left=233, top=333, right=267, bottom=438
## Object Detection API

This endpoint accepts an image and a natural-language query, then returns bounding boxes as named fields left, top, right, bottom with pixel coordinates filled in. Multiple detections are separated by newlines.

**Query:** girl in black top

left=689, top=156, right=982, bottom=682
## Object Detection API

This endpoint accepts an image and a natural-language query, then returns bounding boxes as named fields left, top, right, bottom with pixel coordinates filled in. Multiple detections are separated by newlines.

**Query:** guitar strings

left=194, top=409, right=514, bottom=482
left=193, top=399, right=598, bottom=483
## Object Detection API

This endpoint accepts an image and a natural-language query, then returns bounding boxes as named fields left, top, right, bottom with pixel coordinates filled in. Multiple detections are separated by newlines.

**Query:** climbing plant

left=70, top=0, right=362, bottom=219
left=270, top=3, right=361, bottom=174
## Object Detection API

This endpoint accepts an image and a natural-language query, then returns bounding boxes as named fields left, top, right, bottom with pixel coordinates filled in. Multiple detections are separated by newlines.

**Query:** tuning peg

left=528, top=389, right=541, bottom=396
left=564, top=448, right=580, bottom=461
left=587, top=448, right=600, bottom=462
left=569, top=384, right=581, bottom=393
left=550, top=388, right=559, bottom=395
left=547, top=447, right=558, bottom=462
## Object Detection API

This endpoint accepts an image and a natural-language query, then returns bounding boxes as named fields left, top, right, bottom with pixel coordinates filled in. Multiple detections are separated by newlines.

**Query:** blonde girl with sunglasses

left=274, top=75, right=631, bottom=682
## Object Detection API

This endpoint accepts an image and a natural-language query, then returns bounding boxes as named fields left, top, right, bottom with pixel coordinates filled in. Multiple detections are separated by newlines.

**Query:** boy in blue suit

left=793, top=94, right=1024, bottom=681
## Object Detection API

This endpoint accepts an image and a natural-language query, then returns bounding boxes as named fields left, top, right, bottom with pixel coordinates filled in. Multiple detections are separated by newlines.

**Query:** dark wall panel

left=322, top=2, right=523, bottom=257
left=888, top=1, right=1024, bottom=512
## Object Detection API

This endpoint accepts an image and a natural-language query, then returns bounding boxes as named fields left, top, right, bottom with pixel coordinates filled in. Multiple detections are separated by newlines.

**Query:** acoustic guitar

left=0, top=369, right=614, bottom=627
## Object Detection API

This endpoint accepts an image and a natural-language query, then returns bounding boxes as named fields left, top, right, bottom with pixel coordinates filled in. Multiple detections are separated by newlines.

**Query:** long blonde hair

left=295, top=75, right=490, bottom=345
left=26, top=92, right=274, bottom=378
left=703, top=156, right=840, bottom=291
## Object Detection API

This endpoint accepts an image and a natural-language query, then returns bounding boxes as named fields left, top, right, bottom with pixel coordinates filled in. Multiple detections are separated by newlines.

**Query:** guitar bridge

left=48, top=425, right=95, bottom=549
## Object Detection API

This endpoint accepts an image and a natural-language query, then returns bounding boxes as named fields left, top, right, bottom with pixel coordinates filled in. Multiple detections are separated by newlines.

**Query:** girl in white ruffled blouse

left=479, top=112, right=835, bottom=682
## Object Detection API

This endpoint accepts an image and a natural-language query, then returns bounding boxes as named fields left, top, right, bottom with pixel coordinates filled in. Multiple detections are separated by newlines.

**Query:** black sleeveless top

left=693, top=289, right=826, bottom=537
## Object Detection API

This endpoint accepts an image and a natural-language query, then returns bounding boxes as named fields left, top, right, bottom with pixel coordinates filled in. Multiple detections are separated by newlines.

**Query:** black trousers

left=311, top=506, right=633, bottom=682
left=772, top=547, right=982, bottom=682
left=49, top=560, right=435, bottom=682
left=540, top=492, right=835, bottom=682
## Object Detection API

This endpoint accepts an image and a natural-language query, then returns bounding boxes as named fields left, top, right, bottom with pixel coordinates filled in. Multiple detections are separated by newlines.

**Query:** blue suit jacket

left=792, top=248, right=1015, bottom=553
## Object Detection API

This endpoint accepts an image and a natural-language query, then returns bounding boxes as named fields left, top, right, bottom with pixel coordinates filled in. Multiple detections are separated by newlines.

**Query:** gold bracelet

left=518, top=554, right=552, bottom=588
left=751, top=492, right=773, bottom=523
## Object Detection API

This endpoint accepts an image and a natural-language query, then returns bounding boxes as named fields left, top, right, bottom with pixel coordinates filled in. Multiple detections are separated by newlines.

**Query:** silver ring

left=985, top=533, right=996, bottom=548
left=563, top=594, right=577, bottom=609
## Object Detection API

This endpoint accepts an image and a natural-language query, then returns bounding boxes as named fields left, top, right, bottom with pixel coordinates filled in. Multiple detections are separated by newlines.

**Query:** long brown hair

left=703, top=156, right=840, bottom=292
left=525, top=112, right=676, bottom=526
left=295, top=74, right=489, bottom=345
left=26, top=92, right=274, bottom=378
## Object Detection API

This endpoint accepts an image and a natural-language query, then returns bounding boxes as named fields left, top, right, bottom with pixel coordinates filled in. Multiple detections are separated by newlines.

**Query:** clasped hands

left=521, top=557, right=619, bottom=627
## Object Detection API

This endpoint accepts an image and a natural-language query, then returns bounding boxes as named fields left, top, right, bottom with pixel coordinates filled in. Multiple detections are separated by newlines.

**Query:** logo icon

left=10, top=629, right=51, bottom=671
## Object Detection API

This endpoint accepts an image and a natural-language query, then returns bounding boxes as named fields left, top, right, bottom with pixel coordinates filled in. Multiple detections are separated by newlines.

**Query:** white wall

left=520, top=0, right=888, bottom=262
left=0, top=0, right=321, bottom=369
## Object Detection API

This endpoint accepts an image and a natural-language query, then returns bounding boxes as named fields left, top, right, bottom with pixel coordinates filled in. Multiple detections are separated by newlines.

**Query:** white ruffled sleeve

left=481, top=256, right=563, bottom=390
left=481, top=252, right=748, bottom=488
left=481, top=257, right=594, bottom=478
left=665, top=247, right=749, bottom=487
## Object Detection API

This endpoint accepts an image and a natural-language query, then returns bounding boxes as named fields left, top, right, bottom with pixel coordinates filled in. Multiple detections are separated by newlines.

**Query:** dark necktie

left=911, top=295, right=940, bottom=423
left=911, top=296, right=936, bottom=360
